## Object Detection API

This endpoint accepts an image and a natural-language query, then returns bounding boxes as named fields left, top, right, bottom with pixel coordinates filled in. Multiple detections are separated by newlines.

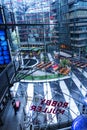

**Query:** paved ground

left=0, top=65, right=87, bottom=130
left=1, top=52, right=87, bottom=130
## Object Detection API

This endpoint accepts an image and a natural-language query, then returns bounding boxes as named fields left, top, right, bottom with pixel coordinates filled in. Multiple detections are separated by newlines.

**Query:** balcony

left=68, top=0, right=75, bottom=5
left=51, top=6, right=56, bottom=11
left=53, top=19, right=58, bottom=23
left=51, top=36, right=59, bottom=38
left=53, top=30, right=59, bottom=34
left=69, top=6, right=87, bottom=12
left=70, top=37, right=87, bottom=41
left=69, top=15, right=87, bottom=19
left=52, top=13, right=57, bottom=17
left=70, top=30, right=87, bottom=34
left=69, top=23, right=87, bottom=27
left=71, top=43, right=87, bottom=47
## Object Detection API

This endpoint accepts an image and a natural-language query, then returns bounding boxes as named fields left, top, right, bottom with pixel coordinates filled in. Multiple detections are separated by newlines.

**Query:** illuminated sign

left=30, top=99, right=68, bottom=115
left=0, top=30, right=11, bottom=66
left=0, top=11, right=11, bottom=67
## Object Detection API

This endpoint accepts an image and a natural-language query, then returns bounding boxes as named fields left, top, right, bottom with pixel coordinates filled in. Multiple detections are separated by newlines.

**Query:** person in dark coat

left=12, top=99, right=21, bottom=115
left=12, top=99, right=17, bottom=115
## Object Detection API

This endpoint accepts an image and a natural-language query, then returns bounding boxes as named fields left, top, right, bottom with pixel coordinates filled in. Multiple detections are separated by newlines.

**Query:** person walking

left=12, top=99, right=17, bottom=115
left=12, top=99, right=21, bottom=115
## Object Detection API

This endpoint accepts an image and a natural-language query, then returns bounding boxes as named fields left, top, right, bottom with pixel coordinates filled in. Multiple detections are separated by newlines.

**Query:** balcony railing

left=69, top=6, right=87, bottom=12
left=70, top=30, right=87, bottom=34
left=70, top=37, right=87, bottom=41
left=69, top=23, right=87, bottom=26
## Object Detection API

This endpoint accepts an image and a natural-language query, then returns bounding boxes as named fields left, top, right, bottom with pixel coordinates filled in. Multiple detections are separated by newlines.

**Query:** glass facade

left=0, top=0, right=87, bottom=61
left=60, top=0, right=87, bottom=57
left=1, top=1, right=87, bottom=130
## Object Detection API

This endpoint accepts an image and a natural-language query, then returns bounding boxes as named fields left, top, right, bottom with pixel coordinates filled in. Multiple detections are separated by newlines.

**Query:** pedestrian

left=12, top=99, right=21, bottom=115
left=12, top=99, right=17, bottom=115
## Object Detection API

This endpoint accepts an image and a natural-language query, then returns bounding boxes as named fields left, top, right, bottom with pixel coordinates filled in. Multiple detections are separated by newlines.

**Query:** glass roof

left=1, top=0, right=51, bottom=13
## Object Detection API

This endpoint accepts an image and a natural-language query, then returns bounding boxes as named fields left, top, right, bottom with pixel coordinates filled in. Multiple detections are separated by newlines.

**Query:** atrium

left=0, top=0, right=87, bottom=130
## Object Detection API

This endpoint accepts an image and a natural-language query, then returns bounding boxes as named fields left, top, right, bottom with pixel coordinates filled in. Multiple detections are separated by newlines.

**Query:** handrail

left=58, top=126, right=71, bottom=130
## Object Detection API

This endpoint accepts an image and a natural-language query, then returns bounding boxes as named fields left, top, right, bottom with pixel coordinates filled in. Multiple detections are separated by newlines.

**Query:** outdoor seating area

left=69, top=59, right=87, bottom=69
left=36, top=61, right=53, bottom=70
left=59, top=67, right=70, bottom=75
left=36, top=61, right=70, bottom=75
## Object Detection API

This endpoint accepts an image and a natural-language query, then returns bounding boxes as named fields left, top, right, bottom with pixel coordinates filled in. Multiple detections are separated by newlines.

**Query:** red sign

left=30, top=99, right=68, bottom=115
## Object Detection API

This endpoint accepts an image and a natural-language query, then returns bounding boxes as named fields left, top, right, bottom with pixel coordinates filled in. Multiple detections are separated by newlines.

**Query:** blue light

left=0, top=35, right=5, bottom=41
left=1, top=41, right=7, bottom=46
left=0, top=30, right=5, bottom=35
left=3, top=51, right=9, bottom=55
left=0, top=60, right=4, bottom=64
left=0, top=14, right=11, bottom=65
left=0, top=19, right=3, bottom=23
left=72, top=115, right=87, bottom=130
left=0, top=15, right=3, bottom=23
left=4, top=55, right=10, bottom=59
left=2, top=46, right=8, bottom=50
left=5, top=59, right=11, bottom=64
left=0, top=51, right=2, bottom=55
left=0, top=56, right=4, bottom=60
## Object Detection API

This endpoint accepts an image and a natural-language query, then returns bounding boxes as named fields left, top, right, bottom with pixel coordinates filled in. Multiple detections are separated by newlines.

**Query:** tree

left=60, top=58, right=70, bottom=68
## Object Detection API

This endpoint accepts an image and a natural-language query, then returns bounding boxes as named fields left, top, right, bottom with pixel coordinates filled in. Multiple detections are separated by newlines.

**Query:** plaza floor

left=0, top=65, right=87, bottom=130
